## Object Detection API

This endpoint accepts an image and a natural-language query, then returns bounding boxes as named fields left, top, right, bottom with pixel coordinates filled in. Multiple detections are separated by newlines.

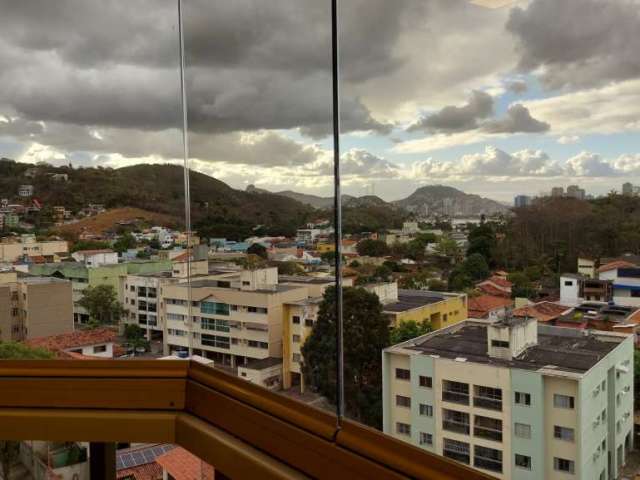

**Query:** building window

left=514, top=422, right=531, bottom=439
left=443, top=438, right=469, bottom=464
left=553, top=394, right=575, bottom=409
left=396, top=422, right=411, bottom=436
left=442, top=380, right=469, bottom=405
left=419, top=375, right=432, bottom=388
left=292, top=316, right=300, bottom=324
left=201, top=302, right=230, bottom=316
left=396, top=395, right=411, bottom=408
left=474, top=385, right=502, bottom=411
left=515, top=454, right=531, bottom=470
left=474, top=415, right=502, bottom=442
left=419, top=432, right=432, bottom=446
left=631, top=290, right=640, bottom=298
left=304, top=319, right=314, bottom=327
left=564, top=281, right=573, bottom=286
left=248, top=340, right=269, bottom=349
left=93, top=345, right=107, bottom=353
left=292, top=353, right=301, bottom=363
left=515, top=391, right=531, bottom=406
left=395, top=368, right=410, bottom=380
left=419, top=404, right=433, bottom=417
left=553, top=457, right=575, bottom=474
left=554, top=425, right=575, bottom=442
left=292, top=334, right=301, bottom=343
left=474, top=445, right=502, bottom=473
left=491, top=339, right=509, bottom=348
left=442, top=409, right=470, bottom=435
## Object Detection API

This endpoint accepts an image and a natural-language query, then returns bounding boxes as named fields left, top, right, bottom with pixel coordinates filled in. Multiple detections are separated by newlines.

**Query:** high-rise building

left=566, top=185, right=586, bottom=200
left=514, top=195, right=531, bottom=208
left=551, top=187, right=564, bottom=197
left=622, top=182, right=634, bottom=196
left=383, top=317, right=634, bottom=479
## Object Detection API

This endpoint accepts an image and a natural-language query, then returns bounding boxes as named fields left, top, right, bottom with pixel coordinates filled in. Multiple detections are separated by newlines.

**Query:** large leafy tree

left=302, top=286, right=391, bottom=428
left=77, top=285, right=124, bottom=326
left=356, top=239, right=390, bottom=258
left=0, top=343, right=53, bottom=478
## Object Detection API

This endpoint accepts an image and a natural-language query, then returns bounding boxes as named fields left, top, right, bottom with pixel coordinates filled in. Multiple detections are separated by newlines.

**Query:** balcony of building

left=0, top=359, right=493, bottom=479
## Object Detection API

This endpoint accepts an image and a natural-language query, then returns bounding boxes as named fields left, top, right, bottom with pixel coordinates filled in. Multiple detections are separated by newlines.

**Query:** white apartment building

left=124, top=272, right=179, bottom=341
left=160, top=267, right=308, bottom=384
left=71, top=249, right=119, bottom=267
left=599, top=267, right=640, bottom=307
left=383, top=317, right=634, bottom=480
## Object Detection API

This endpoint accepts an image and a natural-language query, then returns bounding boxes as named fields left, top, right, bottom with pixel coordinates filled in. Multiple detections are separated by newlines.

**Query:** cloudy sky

left=1, top=0, right=639, bottom=202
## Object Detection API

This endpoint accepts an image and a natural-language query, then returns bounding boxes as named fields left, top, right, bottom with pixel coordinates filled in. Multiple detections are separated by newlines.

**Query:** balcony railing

left=442, top=391, right=469, bottom=405
left=442, top=420, right=470, bottom=435
left=473, top=396, right=502, bottom=411
left=473, top=427, right=502, bottom=443
left=0, top=360, right=492, bottom=480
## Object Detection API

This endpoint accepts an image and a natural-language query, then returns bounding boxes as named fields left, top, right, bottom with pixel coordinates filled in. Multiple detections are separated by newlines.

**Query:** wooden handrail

left=0, top=360, right=494, bottom=480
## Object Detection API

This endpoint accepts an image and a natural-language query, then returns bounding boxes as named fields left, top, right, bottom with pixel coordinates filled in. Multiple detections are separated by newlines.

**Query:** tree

left=70, top=240, right=110, bottom=253
left=356, top=239, right=390, bottom=257
left=463, top=253, right=490, bottom=281
left=302, top=287, right=390, bottom=428
left=427, top=279, right=447, bottom=291
left=466, top=223, right=496, bottom=265
left=0, top=343, right=53, bottom=478
left=113, top=233, right=137, bottom=253
left=77, top=285, right=124, bottom=326
left=390, top=320, right=432, bottom=344
left=275, top=261, right=303, bottom=275
left=448, top=266, right=473, bottom=291
left=434, top=236, right=461, bottom=258
left=247, top=243, right=268, bottom=259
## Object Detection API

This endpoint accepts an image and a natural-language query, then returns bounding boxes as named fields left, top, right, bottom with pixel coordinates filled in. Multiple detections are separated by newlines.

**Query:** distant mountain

left=394, top=185, right=509, bottom=216
left=246, top=185, right=355, bottom=209
left=0, top=159, right=313, bottom=239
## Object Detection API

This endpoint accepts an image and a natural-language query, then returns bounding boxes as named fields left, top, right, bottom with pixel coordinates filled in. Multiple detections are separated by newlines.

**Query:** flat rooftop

left=382, top=289, right=448, bottom=313
left=279, top=275, right=334, bottom=285
left=402, top=321, right=623, bottom=374
left=179, top=279, right=301, bottom=294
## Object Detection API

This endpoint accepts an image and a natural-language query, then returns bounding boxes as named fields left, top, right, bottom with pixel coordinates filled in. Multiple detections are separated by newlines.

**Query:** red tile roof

left=468, top=295, right=513, bottom=318
left=477, top=283, right=511, bottom=298
left=117, top=462, right=163, bottom=480
left=155, top=447, right=214, bottom=480
left=484, top=276, right=512, bottom=288
left=598, top=260, right=637, bottom=273
left=24, top=327, right=118, bottom=356
left=511, top=301, right=571, bottom=323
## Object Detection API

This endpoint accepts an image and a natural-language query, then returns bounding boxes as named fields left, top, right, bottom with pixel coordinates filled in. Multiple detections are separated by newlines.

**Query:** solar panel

left=116, top=444, right=177, bottom=471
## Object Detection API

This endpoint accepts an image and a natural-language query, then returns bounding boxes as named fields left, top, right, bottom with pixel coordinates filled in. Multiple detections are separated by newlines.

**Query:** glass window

left=553, top=394, right=575, bottom=409
left=419, top=432, right=432, bottom=446
left=514, top=423, right=531, bottom=439
left=443, top=439, right=469, bottom=465
left=292, top=334, right=301, bottom=343
left=515, top=391, right=531, bottom=406
left=292, top=316, right=301, bottom=324
left=395, top=368, right=410, bottom=380
left=395, top=395, right=411, bottom=408
left=419, top=404, right=433, bottom=417
left=396, top=423, right=410, bottom=436
left=474, top=445, right=502, bottom=473
left=515, top=454, right=531, bottom=470
left=491, top=340, right=509, bottom=348
left=554, top=425, right=575, bottom=442
left=419, top=375, right=432, bottom=388
left=553, top=457, right=575, bottom=474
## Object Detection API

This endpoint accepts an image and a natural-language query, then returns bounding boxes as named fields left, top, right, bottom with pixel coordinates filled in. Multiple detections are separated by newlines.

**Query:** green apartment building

left=383, top=317, right=634, bottom=480
left=30, top=260, right=171, bottom=324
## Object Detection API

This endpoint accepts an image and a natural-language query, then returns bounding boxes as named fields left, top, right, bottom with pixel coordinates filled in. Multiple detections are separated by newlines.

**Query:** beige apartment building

left=383, top=317, right=634, bottom=480
left=0, top=274, right=73, bottom=341
left=0, top=236, right=68, bottom=263
left=160, top=267, right=309, bottom=389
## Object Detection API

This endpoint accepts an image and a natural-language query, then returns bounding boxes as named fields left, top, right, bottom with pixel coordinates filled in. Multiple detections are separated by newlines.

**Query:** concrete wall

left=510, top=369, right=544, bottom=480
left=21, top=280, right=73, bottom=339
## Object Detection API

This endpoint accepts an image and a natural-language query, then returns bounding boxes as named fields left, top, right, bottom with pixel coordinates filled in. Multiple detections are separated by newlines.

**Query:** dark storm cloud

left=408, top=90, right=494, bottom=133
left=0, top=0, right=411, bottom=138
left=482, top=104, right=550, bottom=134
left=507, top=0, right=640, bottom=89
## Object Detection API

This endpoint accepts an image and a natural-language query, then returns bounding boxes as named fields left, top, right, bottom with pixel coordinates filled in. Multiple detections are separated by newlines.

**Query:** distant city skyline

left=1, top=0, right=640, bottom=203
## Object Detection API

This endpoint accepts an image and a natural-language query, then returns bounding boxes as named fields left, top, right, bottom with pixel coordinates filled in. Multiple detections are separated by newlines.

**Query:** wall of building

left=389, top=295, right=467, bottom=330
left=510, top=369, right=544, bottom=480
left=21, top=280, right=74, bottom=339
left=0, top=285, right=12, bottom=341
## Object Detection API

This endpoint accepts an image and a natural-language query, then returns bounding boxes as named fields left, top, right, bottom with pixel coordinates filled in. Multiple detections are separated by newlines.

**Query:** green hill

left=0, top=159, right=313, bottom=239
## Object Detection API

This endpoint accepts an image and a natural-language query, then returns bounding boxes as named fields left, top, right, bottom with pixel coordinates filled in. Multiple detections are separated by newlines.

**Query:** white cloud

left=557, top=135, right=580, bottom=145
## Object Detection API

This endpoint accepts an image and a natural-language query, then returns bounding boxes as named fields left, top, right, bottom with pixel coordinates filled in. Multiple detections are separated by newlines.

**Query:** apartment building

left=0, top=236, right=68, bottom=263
left=599, top=267, right=640, bottom=307
left=560, top=274, right=613, bottom=306
left=30, top=260, right=171, bottom=324
left=123, top=271, right=179, bottom=341
left=161, top=268, right=308, bottom=384
left=0, top=275, right=73, bottom=341
left=365, top=282, right=468, bottom=329
left=383, top=317, right=634, bottom=480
